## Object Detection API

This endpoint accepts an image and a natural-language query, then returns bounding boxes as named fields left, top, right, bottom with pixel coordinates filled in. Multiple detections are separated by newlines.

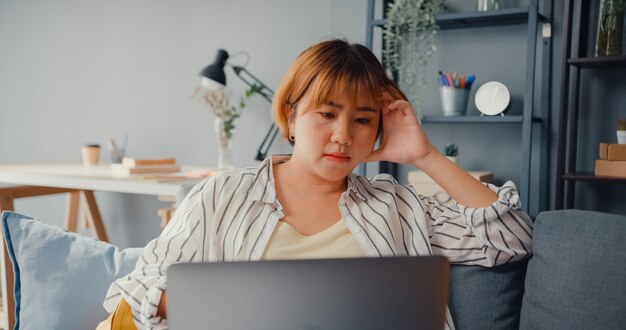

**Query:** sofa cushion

left=520, top=210, right=626, bottom=329
left=1, top=211, right=142, bottom=330
left=448, top=260, right=528, bottom=329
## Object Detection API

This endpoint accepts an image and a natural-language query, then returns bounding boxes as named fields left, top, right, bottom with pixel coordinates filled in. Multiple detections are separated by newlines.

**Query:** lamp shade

left=200, top=49, right=229, bottom=89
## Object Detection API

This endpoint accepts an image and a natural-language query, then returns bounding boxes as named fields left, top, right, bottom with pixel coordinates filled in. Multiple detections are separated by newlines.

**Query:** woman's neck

left=275, top=157, right=347, bottom=197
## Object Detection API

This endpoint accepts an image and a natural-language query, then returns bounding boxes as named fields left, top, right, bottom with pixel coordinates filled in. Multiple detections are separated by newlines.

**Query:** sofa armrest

left=520, top=210, right=626, bottom=329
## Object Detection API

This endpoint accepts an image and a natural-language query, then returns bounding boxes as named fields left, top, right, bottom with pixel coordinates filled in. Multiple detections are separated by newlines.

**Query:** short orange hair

left=272, top=38, right=407, bottom=142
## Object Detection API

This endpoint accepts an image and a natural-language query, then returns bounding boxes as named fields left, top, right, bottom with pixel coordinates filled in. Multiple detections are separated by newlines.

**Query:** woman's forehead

left=320, top=83, right=381, bottom=106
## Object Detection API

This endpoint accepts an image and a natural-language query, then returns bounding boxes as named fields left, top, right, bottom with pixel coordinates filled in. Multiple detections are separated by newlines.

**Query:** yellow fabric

left=96, top=299, right=138, bottom=330
left=262, top=219, right=365, bottom=260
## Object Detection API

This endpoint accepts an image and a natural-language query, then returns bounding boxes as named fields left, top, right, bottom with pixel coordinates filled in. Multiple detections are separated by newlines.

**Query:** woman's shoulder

left=207, top=166, right=259, bottom=189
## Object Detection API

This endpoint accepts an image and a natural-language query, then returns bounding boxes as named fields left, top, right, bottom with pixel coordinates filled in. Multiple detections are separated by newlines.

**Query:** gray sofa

left=2, top=206, right=625, bottom=329
left=449, top=209, right=626, bottom=329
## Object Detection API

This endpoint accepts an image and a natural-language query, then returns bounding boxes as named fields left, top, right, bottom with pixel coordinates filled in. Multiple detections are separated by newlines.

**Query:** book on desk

left=112, top=157, right=180, bottom=176
left=111, top=157, right=217, bottom=182
left=122, top=157, right=177, bottom=167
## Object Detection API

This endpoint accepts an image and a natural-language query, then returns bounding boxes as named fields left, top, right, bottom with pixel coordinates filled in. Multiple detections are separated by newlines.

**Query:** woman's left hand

left=365, top=95, right=435, bottom=165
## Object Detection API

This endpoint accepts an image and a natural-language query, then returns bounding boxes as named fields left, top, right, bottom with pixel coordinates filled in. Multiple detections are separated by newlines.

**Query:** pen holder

left=439, top=86, right=470, bottom=116
left=110, top=148, right=126, bottom=164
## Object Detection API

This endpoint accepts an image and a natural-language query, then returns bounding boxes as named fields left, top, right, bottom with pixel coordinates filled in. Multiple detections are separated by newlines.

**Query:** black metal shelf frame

left=562, top=172, right=626, bottom=184
left=555, top=0, right=626, bottom=209
left=421, top=115, right=544, bottom=124
left=554, top=0, right=626, bottom=209
left=369, top=7, right=549, bottom=31
left=365, top=0, right=552, bottom=213
left=567, top=55, right=626, bottom=68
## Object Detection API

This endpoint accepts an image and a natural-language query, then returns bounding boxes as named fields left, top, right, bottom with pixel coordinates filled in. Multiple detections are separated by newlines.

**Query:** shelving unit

left=421, top=115, right=544, bottom=124
left=555, top=0, right=626, bottom=209
left=567, top=55, right=626, bottom=67
left=366, top=0, right=552, bottom=213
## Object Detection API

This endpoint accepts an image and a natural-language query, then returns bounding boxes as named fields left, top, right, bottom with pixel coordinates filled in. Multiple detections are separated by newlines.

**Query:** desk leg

left=0, top=233, right=15, bottom=330
left=0, top=195, right=14, bottom=212
left=64, top=192, right=80, bottom=233
left=0, top=195, right=16, bottom=330
left=79, top=191, right=109, bottom=242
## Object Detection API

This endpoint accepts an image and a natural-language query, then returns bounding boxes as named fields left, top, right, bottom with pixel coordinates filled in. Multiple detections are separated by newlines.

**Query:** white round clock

left=474, top=81, right=510, bottom=116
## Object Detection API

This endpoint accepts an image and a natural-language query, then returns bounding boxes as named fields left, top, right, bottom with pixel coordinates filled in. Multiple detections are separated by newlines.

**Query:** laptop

left=167, top=256, right=449, bottom=330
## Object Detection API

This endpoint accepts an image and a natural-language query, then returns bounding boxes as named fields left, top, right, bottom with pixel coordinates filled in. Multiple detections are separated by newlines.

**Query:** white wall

left=0, top=0, right=367, bottom=248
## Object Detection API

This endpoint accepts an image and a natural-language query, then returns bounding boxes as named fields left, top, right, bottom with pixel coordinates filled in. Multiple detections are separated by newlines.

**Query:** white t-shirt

left=262, top=219, right=365, bottom=260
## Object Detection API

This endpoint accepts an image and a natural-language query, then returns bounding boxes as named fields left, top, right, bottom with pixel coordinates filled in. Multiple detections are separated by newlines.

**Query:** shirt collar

left=248, top=155, right=290, bottom=204
left=346, top=172, right=369, bottom=201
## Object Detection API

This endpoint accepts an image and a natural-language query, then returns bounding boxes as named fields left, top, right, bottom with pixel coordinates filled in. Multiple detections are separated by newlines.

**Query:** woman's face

left=288, top=87, right=380, bottom=182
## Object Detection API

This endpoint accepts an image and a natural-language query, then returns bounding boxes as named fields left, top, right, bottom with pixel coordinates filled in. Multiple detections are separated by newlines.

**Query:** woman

left=101, top=38, right=533, bottom=329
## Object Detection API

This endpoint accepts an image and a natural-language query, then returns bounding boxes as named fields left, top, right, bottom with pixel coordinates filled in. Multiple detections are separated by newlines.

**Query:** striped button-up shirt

left=104, top=155, right=533, bottom=329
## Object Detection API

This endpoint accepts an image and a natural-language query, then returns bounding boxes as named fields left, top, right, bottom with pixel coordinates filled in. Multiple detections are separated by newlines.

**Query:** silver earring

left=288, top=133, right=295, bottom=142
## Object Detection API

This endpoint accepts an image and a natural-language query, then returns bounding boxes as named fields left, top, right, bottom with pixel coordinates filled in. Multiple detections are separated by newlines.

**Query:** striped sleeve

left=414, top=180, right=533, bottom=266
left=102, top=177, right=216, bottom=328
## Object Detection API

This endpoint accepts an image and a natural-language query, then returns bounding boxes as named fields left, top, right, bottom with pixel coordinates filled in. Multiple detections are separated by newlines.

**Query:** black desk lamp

left=200, top=49, right=278, bottom=161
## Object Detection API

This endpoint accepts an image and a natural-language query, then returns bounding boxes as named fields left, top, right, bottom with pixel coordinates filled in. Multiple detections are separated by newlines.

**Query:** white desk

left=0, top=162, right=210, bottom=240
left=0, top=163, right=208, bottom=197
left=0, top=163, right=209, bottom=329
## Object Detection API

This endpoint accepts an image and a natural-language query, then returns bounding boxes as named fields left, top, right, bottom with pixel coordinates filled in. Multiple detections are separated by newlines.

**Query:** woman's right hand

left=157, top=291, right=167, bottom=319
left=366, top=93, right=435, bottom=166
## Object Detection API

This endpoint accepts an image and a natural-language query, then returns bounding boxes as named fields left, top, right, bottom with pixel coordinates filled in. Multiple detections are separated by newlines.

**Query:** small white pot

left=618, top=130, right=626, bottom=144
left=446, top=156, right=458, bottom=164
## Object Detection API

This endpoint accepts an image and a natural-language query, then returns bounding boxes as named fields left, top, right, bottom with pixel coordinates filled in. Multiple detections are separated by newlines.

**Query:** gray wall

left=0, top=0, right=367, bottom=248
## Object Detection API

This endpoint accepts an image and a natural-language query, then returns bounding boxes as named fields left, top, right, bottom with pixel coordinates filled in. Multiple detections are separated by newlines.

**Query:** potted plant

left=617, top=117, right=626, bottom=144
left=383, top=0, right=446, bottom=119
left=595, top=0, right=626, bottom=57
left=444, top=143, right=458, bottom=164
left=194, top=84, right=262, bottom=170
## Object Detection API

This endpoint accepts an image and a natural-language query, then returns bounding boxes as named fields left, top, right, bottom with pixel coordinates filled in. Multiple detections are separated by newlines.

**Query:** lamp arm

left=230, top=65, right=278, bottom=161
left=255, top=125, right=280, bottom=161
left=231, top=66, right=274, bottom=103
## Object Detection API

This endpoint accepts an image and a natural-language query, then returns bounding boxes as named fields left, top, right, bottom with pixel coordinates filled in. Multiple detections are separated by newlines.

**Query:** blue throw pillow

left=1, top=211, right=142, bottom=330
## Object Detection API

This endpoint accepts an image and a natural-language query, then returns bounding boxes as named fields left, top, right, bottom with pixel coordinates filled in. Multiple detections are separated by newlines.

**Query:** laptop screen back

left=167, top=256, right=449, bottom=330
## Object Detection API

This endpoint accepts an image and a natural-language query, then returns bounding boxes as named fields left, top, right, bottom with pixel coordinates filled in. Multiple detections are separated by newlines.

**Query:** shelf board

left=421, top=115, right=543, bottom=123
left=371, top=19, right=385, bottom=27
left=568, top=56, right=626, bottom=68
left=437, top=7, right=531, bottom=29
left=562, top=172, right=626, bottom=183
left=370, top=7, right=534, bottom=29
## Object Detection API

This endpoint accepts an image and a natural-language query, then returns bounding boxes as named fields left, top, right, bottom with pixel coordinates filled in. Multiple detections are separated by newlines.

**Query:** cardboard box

left=599, top=143, right=626, bottom=161
left=599, top=143, right=608, bottom=159
left=407, top=170, right=493, bottom=206
left=594, top=159, right=626, bottom=178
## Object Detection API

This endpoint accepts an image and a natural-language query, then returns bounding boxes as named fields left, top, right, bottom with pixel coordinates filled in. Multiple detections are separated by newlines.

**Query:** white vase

left=214, top=117, right=234, bottom=170
left=446, top=156, right=458, bottom=164
left=618, top=130, right=626, bottom=144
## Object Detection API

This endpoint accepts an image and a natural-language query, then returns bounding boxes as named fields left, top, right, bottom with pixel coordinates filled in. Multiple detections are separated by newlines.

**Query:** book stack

left=595, top=143, right=626, bottom=178
left=111, top=157, right=180, bottom=176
